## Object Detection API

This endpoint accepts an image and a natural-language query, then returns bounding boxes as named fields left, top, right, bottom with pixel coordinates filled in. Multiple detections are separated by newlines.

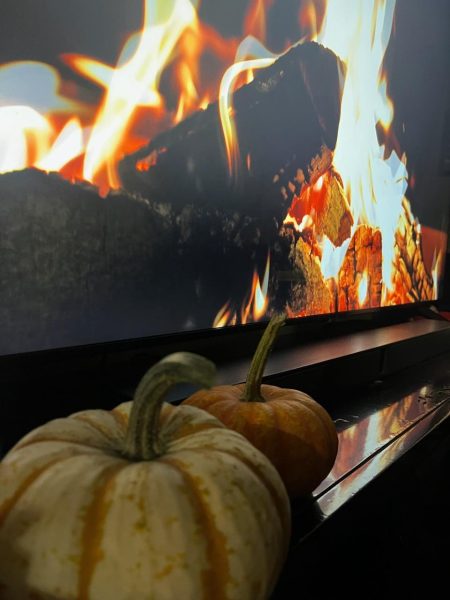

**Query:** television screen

left=0, top=0, right=448, bottom=355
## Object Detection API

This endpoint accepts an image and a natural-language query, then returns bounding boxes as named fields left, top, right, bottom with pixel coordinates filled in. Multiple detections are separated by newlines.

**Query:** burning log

left=338, top=225, right=383, bottom=311
left=286, top=169, right=353, bottom=247
left=314, top=171, right=353, bottom=246
left=282, top=228, right=333, bottom=316
left=390, top=199, right=434, bottom=303
left=119, top=42, right=345, bottom=226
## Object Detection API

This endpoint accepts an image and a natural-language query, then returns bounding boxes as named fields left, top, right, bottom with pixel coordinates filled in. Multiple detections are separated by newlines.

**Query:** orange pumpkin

left=184, top=315, right=338, bottom=497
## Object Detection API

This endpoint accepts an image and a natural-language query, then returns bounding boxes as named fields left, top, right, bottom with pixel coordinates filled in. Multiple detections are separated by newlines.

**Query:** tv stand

left=217, top=318, right=450, bottom=393
left=272, top=345, right=450, bottom=599
left=0, top=314, right=449, bottom=596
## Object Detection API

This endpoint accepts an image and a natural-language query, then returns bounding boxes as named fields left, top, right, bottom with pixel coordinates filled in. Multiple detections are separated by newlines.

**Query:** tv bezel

left=0, top=299, right=443, bottom=380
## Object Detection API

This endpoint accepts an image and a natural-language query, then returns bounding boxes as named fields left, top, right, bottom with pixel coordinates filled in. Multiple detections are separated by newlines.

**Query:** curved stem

left=124, top=352, right=216, bottom=461
left=242, top=313, right=286, bottom=402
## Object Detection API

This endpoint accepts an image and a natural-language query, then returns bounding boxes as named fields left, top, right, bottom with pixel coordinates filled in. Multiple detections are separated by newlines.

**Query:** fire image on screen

left=0, top=0, right=448, bottom=355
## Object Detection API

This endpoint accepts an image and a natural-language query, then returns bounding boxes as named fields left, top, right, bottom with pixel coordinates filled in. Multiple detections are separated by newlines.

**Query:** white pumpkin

left=0, top=353, right=290, bottom=599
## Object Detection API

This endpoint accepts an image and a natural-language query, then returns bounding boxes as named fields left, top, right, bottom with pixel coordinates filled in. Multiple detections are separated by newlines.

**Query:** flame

left=70, top=0, right=197, bottom=191
left=0, top=1, right=251, bottom=191
left=431, top=252, right=441, bottom=299
left=213, top=302, right=237, bottom=329
left=318, top=1, right=407, bottom=298
left=245, top=251, right=271, bottom=322
left=0, top=0, right=278, bottom=191
left=213, top=252, right=270, bottom=328
left=298, top=0, right=319, bottom=40
left=36, top=118, right=84, bottom=172
left=0, top=106, right=52, bottom=173
left=244, top=0, right=274, bottom=41
left=357, top=271, right=369, bottom=307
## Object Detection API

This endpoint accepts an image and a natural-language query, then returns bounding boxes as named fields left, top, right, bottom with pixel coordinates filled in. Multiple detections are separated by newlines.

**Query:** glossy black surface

left=272, top=351, right=450, bottom=598
left=273, top=413, right=450, bottom=599
left=288, top=351, right=450, bottom=535
left=216, top=319, right=450, bottom=387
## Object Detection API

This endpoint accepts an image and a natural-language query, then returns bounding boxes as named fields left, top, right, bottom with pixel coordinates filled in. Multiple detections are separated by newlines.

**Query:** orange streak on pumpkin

left=160, top=457, right=230, bottom=600
left=110, top=408, right=129, bottom=433
left=187, top=445, right=290, bottom=552
left=78, top=463, right=127, bottom=600
left=0, top=458, right=62, bottom=529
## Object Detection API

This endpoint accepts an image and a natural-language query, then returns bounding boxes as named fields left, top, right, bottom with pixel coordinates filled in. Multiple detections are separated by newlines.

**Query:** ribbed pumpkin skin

left=184, top=384, right=338, bottom=497
left=0, top=403, right=290, bottom=600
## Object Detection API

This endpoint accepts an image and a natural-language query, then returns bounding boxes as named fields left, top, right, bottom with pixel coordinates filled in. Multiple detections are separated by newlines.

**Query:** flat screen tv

left=0, top=0, right=448, bottom=356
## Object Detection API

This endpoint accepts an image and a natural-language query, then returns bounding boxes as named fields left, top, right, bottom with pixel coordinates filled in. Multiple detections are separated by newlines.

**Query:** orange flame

left=213, top=252, right=271, bottom=328
left=71, top=0, right=197, bottom=192
left=0, top=0, right=279, bottom=191
left=298, top=0, right=319, bottom=40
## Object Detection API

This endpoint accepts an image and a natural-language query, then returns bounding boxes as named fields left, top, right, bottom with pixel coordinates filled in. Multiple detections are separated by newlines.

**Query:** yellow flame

left=431, top=251, right=441, bottom=300
left=319, top=0, right=407, bottom=299
left=79, top=0, right=197, bottom=187
left=174, top=61, right=199, bottom=123
left=254, top=251, right=270, bottom=319
left=0, top=105, right=52, bottom=173
left=213, top=302, right=235, bottom=328
left=357, top=271, right=369, bottom=306
left=36, top=118, right=84, bottom=172
left=199, top=96, right=210, bottom=110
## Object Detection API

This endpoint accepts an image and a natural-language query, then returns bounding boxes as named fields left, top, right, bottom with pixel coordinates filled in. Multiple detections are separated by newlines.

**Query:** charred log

left=119, top=42, right=345, bottom=226
left=0, top=169, right=176, bottom=354
left=0, top=169, right=284, bottom=354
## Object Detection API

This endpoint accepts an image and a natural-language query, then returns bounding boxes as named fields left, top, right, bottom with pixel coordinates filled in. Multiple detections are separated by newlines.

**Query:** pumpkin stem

left=242, top=314, right=286, bottom=402
left=124, top=352, right=216, bottom=461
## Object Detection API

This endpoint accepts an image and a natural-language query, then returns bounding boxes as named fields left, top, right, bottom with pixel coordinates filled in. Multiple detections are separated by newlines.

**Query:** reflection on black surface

left=312, top=354, right=450, bottom=517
